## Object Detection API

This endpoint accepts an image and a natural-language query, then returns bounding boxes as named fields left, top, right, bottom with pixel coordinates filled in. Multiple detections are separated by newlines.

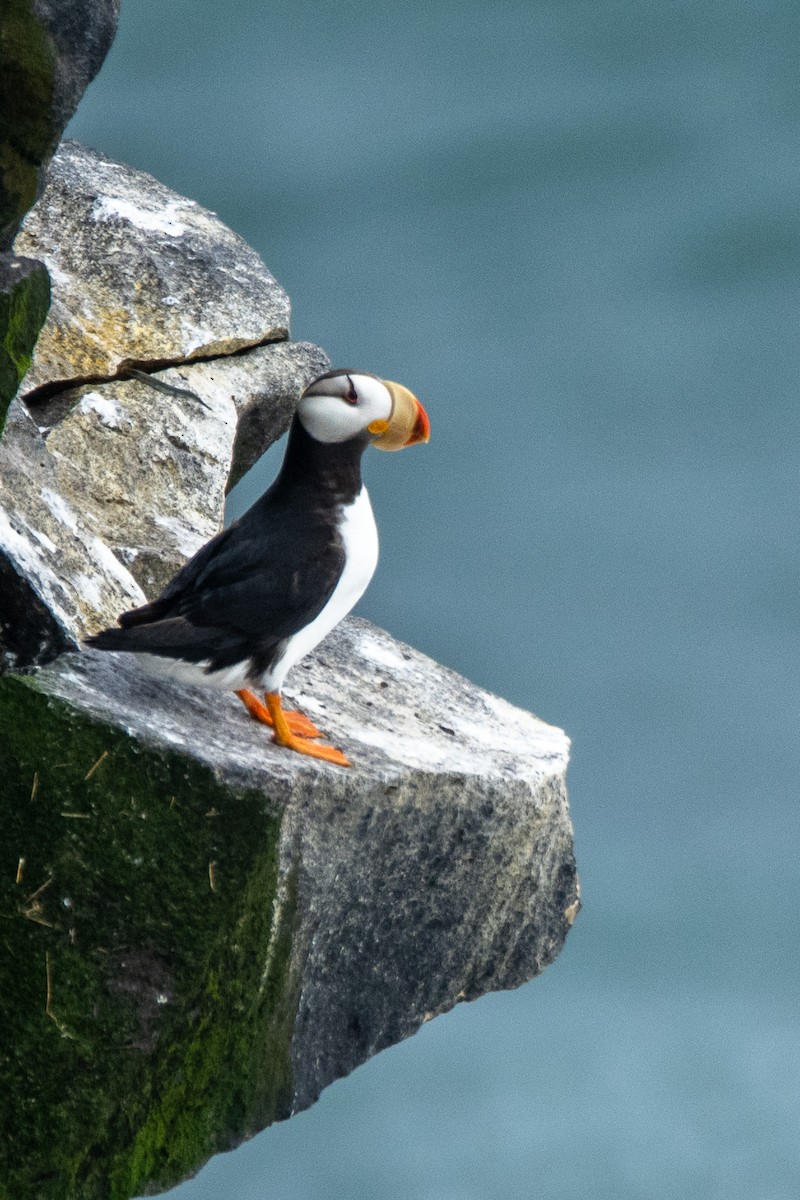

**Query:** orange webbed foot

left=236, top=689, right=323, bottom=738
left=281, top=708, right=323, bottom=739
left=276, top=735, right=352, bottom=768
left=236, top=689, right=350, bottom=766
left=265, top=691, right=352, bottom=768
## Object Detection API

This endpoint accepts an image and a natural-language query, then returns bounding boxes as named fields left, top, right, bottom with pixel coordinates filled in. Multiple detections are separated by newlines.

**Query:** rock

left=14, top=142, right=291, bottom=395
left=40, top=372, right=236, bottom=600
left=0, top=2, right=120, bottom=249
left=37, top=340, right=328, bottom=596
left=1, top=4, right=119, bottom=425
left=32, top=338, right=330, bottom=495
left=0, top=140, right=328, bottom=666
left=30, top=1, right=121, bottom=135
left=0, top=254, right=51, bottom=431
left=0, top=397, right=146, bottom=671
left=189, top=339, right=331, bottom=491
left=0, top=616, right=577, bottom=1198
left=0, top=336, right=328, bottom=659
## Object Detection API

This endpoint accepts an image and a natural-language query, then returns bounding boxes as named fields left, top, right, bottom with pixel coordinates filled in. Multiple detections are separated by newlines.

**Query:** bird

left=86, top=370, right=430, bottom=767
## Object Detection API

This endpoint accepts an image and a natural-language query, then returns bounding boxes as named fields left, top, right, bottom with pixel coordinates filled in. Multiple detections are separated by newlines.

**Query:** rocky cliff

left=0, top=125, right=578, bottom=1200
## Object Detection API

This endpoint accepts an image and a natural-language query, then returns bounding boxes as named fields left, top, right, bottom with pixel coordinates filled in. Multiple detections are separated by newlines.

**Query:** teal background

left=68, top=2, right=800, bottom=1196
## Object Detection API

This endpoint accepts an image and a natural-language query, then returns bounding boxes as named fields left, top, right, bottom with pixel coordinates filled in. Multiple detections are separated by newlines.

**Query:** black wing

left=88, top=497, right=346, bottom=670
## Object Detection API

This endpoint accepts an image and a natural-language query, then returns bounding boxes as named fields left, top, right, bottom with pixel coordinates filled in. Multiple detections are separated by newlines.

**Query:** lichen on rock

left=0, top=0, right=58, bottom=247
left=0, top=397, right=146, bottom=670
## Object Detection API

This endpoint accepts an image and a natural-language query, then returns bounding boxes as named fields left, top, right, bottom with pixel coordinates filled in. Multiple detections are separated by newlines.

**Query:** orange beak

left=372, top=381, right=431, bottom=451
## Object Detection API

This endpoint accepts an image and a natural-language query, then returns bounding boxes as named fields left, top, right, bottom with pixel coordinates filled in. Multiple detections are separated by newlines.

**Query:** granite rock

left=0, top=398, right=146, bottom=670
left=14, top=142, right=290, bottom=394
left=36, top=339, right=328, bottom=597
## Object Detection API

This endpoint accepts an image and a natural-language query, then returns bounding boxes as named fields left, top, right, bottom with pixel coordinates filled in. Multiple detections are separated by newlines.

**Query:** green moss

left=0, top=260, right=50, bottom=428
left=0, top=0, right=58, bottom=241
left=0, top=675, right=301, bottom=1200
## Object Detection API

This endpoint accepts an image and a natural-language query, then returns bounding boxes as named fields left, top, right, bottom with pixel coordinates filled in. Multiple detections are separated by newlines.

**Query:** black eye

left=344, top=375, right=359, bottom=405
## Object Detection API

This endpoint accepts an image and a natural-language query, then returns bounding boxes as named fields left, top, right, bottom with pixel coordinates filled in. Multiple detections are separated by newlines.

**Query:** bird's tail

left=85, top=617, right=240, bottom=666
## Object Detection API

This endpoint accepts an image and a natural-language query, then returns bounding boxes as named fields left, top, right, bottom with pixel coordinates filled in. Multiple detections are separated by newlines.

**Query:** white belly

left=132, top=488, right=378, bottom=696
left=265, top=485, right=379, bottom=691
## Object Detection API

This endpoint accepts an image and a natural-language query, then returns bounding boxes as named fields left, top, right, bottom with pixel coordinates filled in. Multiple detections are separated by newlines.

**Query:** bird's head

left=297, top=371, right=430, bottom=451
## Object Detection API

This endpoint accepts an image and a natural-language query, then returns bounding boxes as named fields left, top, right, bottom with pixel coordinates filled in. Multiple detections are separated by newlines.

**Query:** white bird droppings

left=78, top=392, right=127, bottom=429
left=92, top=196, right=189, bottom=237
left=40, top=488, right=79, bottom=533
left=75, top=574, right=104, bottom=609
left=152, top=514, right=209, bottom=558
left=357, top=631, right=413, bottom=671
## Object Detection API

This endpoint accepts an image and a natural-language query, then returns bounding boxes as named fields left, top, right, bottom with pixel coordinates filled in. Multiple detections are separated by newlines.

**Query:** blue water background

left=68, top=2, right=800, bottom=1196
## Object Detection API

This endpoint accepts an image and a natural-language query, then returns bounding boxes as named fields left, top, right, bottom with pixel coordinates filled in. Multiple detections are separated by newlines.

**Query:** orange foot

left=236, top=688, right=322, bottom=738
left=236, top=690, right=351, bottom=768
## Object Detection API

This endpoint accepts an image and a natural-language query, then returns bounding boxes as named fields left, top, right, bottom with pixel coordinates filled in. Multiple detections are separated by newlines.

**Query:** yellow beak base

left=372, top=381, right=431, bottom=451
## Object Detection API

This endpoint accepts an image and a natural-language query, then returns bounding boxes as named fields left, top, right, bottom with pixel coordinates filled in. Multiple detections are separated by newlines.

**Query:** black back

left=87, top=417, right=369, bottom=681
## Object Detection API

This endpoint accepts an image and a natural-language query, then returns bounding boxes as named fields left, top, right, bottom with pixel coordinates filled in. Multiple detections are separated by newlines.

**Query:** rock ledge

left=0, top=617, right=577, bottom=1199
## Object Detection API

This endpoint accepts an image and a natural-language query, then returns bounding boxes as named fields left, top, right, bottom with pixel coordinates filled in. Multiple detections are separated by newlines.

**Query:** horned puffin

left=87, top=370, right=430, bottom=767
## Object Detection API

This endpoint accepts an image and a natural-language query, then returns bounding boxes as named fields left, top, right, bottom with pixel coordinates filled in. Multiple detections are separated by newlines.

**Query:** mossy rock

left=1, top=0, right=120, bottom=249
left=0, top=255, right=50, bottom=430
left=0, top=0, right=57, bottom=245
left=0, top=674, right=300, bottom=1200
left=0, top=627, right=577, bottom=1199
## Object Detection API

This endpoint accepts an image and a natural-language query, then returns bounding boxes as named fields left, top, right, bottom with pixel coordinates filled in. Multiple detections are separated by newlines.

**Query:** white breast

left=265, top=485, right=379, bottom=691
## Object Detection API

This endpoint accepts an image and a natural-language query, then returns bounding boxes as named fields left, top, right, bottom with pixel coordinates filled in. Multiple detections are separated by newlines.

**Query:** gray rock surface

left=32, top=338, right=330, bottom=495
left=14, top=142, right=290, bottom=394
left=36, top=615, right=579, bottom=1112
left=0, top=397, right=145, bottom=670
left=0, top=614, right=577, bottom=1197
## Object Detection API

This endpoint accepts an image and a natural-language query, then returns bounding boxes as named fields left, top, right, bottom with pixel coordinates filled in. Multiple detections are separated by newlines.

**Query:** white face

left=297, top=372, right=393, bottom=444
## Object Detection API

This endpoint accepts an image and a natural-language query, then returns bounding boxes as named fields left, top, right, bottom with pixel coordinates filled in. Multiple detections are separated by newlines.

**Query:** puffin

left=86, top=370, right=430, bottom=767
